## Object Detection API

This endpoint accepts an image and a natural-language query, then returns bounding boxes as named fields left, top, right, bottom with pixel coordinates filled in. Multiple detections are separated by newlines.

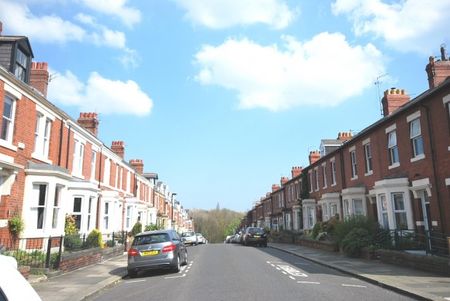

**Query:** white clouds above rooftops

left=332, top=0, right=450, bottom=54
left=194, top=33, right=385, bottom=111
left=78, top=0, right=141, bottom=28
left=173, top=0, right=296, bottom=29
left=47, top=70, right=153, bottom=116
left=0, top=0, right=140, bottom=68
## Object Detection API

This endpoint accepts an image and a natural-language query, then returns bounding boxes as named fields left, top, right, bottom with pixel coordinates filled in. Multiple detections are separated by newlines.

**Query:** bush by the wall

left=333, top=215, right=377, bottom=245
left=342, top=228, right=371, bottom=256
left=144, top=224, right=159, bottom=231
left=85, top=229, right=103, bottom=248
left=64, top=234, right=82, bottom=251
left=131, top=221, right=142, bottom=236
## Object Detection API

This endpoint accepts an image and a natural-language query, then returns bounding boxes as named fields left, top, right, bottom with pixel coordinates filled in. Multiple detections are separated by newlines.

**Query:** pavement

left=29, top=244, right=450, bottom=301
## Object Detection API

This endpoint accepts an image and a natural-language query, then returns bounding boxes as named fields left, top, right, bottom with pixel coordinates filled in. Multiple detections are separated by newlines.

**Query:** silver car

left=127, top=230, right=188, bottom=277
left=181, top=231, right=198, bottom=246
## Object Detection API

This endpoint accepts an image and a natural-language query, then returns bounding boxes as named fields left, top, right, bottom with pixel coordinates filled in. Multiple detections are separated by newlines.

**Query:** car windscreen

left=248, top=228, right=264, bottom=234
left=133, top=233, right=170, bottom=245
left=182, top=232, right=195, bottom=237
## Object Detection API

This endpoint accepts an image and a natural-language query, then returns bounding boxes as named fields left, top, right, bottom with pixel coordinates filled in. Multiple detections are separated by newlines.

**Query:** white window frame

left=103, top=202, right=110, bottom=230
left=349, top=148, right=358, bottom=180
left=103, top=158, right=111, bottom=186
left=302, top=199, right=316, bottom=230
left=33, top=183, right=48, bottom=230
left=72, top=139, right=85, bottom=178
left=90, top=151, right=97, bottom=180
left=314, top=168, right=319, bottom=191
left=341, top=187, right=367, bottom=219
left=363, top=141, right=373, bottom=176
left=51, top=185, right=62, bottom=229
left=409, top=118, right=425, bottom=161
left=330, top=159, right=336, bottom=186
left=322, top=163, right=327, bottom=188
left=386, top=128, right=400, bottom=168
left=33, top=113, right=53, bottom=161
left=72, top=196, right=83, bottom=231
left=308, top=171, right=313, bottom=192
left=0, top=94, right=17, bottom=146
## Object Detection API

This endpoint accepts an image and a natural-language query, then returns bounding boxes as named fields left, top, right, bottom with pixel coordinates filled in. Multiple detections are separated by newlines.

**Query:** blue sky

left=1, top=0, right=449, bottom=212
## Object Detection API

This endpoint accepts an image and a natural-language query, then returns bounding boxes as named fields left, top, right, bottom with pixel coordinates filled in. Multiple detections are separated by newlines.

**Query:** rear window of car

left=182, top=232, right=195, bottom=237
left=248, top=228, right=264, bottom=234
left=133, top=233, right=170, bottom=245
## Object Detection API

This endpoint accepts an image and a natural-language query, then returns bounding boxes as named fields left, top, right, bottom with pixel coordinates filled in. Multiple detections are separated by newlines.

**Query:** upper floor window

left=72, top=139, right=85, bottom=176
left=330, top=160, right=336, bottom=185
left=364, top=143, right=373, bottom=174
left=1, top=95, right=16, bottom=143
left=350, top=150, right=357, bottom=179
left=309, top=171, right=313, bottom=192
left=387, top=130, right=399, bottom=166
left=34, top=113, right=52, bottom=159
left=410, top=118, right=424, bottom=158
left=90, top=151, right=97, bottom=180
left=14, top=48, right=28, bottom=81
left=322, top=164, right=327, bottom=188
left=314, top=168, right=319, bottom=191
left=104, top=158, right=111, bottom=185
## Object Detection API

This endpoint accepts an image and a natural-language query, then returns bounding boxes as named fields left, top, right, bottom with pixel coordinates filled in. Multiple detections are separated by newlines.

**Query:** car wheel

left=128, top=269, right=137, bottom=278
left=182, top=250, right=188, bottom=265
left=172, top=255, right=181, bottom=273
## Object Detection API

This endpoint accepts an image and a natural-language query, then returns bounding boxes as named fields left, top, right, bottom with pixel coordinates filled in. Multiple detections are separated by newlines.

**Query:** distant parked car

left=196, top=233, right=206, bottom=244
left=225, top=235, right=233, bottom=243
left=0, top=254, right=42, bottom=300
left=242, top=227, right=267, bottom=247
left=181, top=231, right=198, bottom=246
left=127, top=230, right=188, bottom=277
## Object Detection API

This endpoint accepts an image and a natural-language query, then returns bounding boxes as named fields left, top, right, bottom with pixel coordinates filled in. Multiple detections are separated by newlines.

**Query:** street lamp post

left=171, top=193, right=177, bottom=230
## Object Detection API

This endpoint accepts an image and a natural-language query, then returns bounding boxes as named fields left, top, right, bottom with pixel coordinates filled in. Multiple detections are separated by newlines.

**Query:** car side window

left=173, top=232, right=181, bottom=241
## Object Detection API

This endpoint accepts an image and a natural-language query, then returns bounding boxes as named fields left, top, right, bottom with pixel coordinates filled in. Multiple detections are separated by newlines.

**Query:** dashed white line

left=297, top=281, right=320, bottom=285
left=164, top=274, right=186, bottom=279
left=342, top=284, right=367, bottom=288
left=282, top=271, right=287, bottom=275
left=289, top=276, right=296, bottom=280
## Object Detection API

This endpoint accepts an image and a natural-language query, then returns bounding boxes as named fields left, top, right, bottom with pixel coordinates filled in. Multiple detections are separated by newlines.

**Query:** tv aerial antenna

left=374, top=73, right=388, bottom=116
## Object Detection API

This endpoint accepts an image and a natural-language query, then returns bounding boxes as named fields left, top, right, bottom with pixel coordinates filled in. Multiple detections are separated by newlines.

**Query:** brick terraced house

left=246, top=47, right=450, bottom=253
left=0, top=26, right=192, bottom=250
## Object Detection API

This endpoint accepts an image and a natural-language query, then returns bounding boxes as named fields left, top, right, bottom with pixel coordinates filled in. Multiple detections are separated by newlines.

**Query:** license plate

left=254, top=235, right=260, bottom=238
left=141, top=250, right=159, bottom=256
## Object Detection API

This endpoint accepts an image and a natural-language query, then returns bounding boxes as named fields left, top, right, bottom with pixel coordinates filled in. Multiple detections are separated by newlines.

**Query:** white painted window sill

left=0, top=139, right=17, bottom=151
left=351, top=175, right=358, bottom=181
left=410, top=154, right=425, bottom=163
left=31, top=153, right=53, bottom=165
left=365, top=171, right=373, bottom=177
left=388, top=163, right=400, bottom=170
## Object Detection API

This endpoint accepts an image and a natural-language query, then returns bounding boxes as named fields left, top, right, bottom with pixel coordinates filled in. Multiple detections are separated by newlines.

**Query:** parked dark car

left=127, top=230, right=188, bottom=277
left=242, top=227, right=267, bottom=247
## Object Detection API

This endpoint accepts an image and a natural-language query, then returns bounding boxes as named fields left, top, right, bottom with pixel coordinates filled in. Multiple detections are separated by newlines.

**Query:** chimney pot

left=426, top=46, right=450, bottom=89
left=77, top=112, right=99, bottom=136
left=381, top=88, right=410, bottom=117
left=111, top=140, right=125, bottom=159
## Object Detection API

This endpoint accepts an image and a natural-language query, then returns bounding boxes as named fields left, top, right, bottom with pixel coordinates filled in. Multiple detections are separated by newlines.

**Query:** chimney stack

left=426, top=46, right=450, bottom=89
left=77, top=113, right=99, bottom=136
left=111, top=141, right=125, bottom=159
left=309, top=150, right=320, bottom=165
left=130, top=159, right=144, bottom=175
left=280, top=176, right=289, bottom=185
left=271, top=184, right=280, bottom=192
left=30, top=62, right=49, bottom=97
left=381, top=88, right=410, bottom=117
left=337, top=132, right=353, bottom=142
left=291, top=166, right=302, bottom=178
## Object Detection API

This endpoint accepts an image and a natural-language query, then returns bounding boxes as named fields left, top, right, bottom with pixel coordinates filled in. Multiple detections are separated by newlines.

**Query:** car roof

left=136, top=230, right=174, bottom=236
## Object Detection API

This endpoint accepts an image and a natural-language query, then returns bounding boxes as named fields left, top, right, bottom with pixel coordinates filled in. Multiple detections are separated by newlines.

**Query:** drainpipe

left=421, top=104, right=446, bottom=233
left=96, top=147, right=103, bottom=229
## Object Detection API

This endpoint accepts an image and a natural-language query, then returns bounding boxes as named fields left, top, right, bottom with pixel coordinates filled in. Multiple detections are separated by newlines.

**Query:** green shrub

left=311, top=222, right=323, bottom=239
left=144, top=223, right=159, bottom=231
left=372, top=227, right=393, bottom=249
left=6, top=250, right=45, bottom=267
left=64, top=234, right=82, bottom=251
left=131, top=221, right=142, bottom=236
left=8, top=215, right=25, bottom=238
left=64, top=215, right=78, bottom=235
left=85, top=229, right=103, bottom=248
left=333, top=215, right=377, bottom=246
left=342, top=228, right=371, bottom=257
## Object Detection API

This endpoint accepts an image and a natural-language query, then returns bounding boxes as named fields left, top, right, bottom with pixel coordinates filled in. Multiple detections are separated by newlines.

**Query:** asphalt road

left=91, top=243, right=415, bottom=301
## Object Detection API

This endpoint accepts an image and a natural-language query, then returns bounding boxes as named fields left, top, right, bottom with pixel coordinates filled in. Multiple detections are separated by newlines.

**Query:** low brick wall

left=59, top=245, right=124, bottom=273
left=378, top=249, right=450, bottom=276
left=297, top=238, right=338, bottom=252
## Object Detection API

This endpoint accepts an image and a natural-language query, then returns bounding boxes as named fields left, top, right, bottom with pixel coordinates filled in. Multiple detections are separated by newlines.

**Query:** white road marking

left=444, top=298, right=450, bottom=300
left=165, top=274, right=186, bottom=279
left=289, top=276, right=296, bottom=280
left=282, top=271, right=287, bottom=275
left=342, top=284, right=367, bottom=288
left=277, top=265, right=308, bottom=278
left=276, top=267, right=281, bottom=270
left=297, top=281, right=320, bottom=285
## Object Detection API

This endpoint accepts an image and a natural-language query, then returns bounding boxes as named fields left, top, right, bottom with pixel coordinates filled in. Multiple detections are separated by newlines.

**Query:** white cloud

left=194, top=33, right=385, bottom=111
left=0, top=0, right=85, bottom=43
left=79, top=0, right=141, bottom=28
left=173, top=0, right=295, bottom=29
left=48, top=70, right=153, bottom=116
left=332, top=0, right=450, bottom=54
